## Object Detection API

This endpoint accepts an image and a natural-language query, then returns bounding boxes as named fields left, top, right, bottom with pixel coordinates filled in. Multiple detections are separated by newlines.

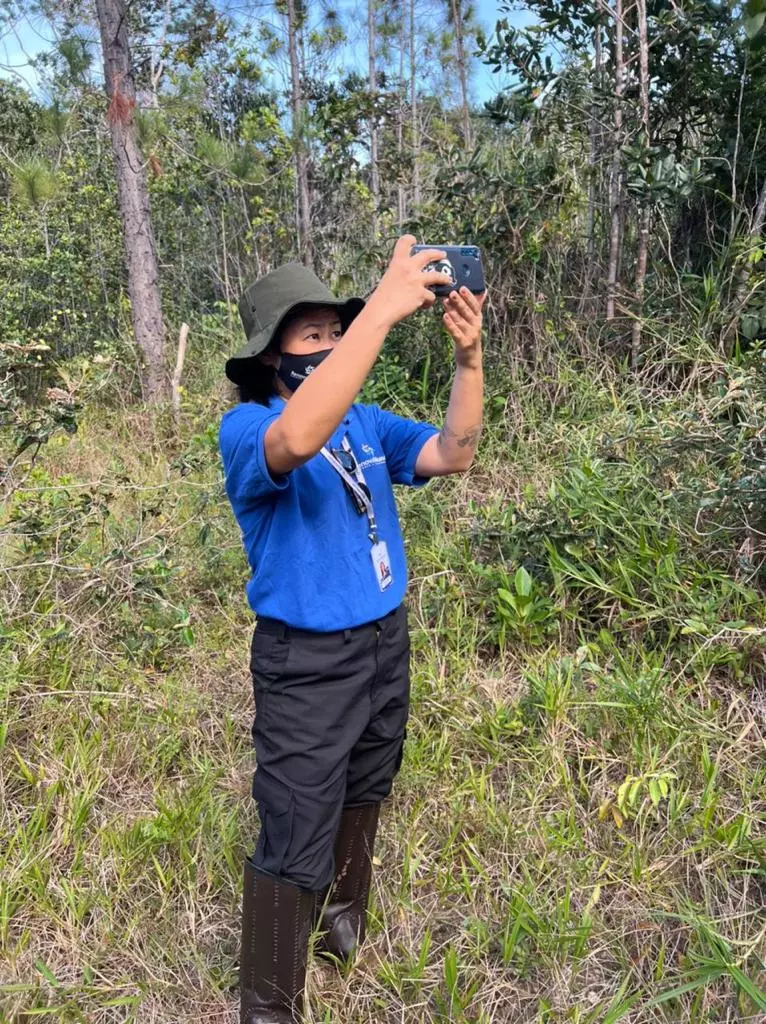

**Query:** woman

left=219, top=235, right=485, bottom=1023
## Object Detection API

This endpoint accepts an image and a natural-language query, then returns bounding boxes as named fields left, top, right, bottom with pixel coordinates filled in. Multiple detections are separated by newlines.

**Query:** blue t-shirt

left=219, top=396, right=438, bottom=631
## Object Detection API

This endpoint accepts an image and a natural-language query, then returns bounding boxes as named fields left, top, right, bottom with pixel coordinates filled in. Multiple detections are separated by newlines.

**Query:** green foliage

left=10, top=156, right=58, bottom=208
left=496, top=566, right=557, bottom=646
left=2, top=2, right=766, bottom=1019
left=56, top=35, right=93, bottom=85
left=3, top=364, right=766, bottom=1021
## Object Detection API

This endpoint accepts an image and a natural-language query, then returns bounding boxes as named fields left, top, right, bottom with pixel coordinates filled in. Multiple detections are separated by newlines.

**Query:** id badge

left=371, top=540, right=393, bottom=592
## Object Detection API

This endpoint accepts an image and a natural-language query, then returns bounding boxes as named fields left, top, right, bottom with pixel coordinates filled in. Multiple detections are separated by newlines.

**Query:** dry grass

left=2, top=386, right=766, bottom=1024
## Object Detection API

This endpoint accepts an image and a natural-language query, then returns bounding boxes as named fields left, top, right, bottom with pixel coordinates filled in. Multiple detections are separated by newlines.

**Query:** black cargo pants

left=248, top=604, right=410, bottom=892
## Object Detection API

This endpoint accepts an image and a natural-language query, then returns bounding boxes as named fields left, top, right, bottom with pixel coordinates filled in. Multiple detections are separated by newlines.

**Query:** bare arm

left=265, top=237, right=449, bottom=475
left=415, top=288, right=485, bottom=476
left=417, top=363, right=483, bottom=475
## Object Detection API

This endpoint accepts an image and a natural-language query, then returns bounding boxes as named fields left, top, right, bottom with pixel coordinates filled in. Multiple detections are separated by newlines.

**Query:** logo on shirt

left=355, top=441, right=385, bottom=472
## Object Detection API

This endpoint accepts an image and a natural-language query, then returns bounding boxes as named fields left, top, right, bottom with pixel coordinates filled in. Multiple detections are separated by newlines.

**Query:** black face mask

left=277, top=349, right=332, bottom=392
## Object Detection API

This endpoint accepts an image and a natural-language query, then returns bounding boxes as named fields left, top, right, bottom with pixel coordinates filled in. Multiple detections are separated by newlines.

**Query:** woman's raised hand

left=367, top=235, right=449, bottom=329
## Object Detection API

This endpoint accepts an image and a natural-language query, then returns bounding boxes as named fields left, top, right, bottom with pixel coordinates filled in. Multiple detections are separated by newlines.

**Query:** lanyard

left=320, top=436, right=379, bottom=544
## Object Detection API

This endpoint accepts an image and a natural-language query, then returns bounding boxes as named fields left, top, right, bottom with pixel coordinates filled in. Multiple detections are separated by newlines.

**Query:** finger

left=413, top=247, right=448, bottom=269
left=419, top=289, right=437, bottom=309
left=422, top=270, right=453, bottom=288
left=443, top=312, right=468, bottom=343
left=457, top=286, right=481, bottom=315
left=392, top=234, right=417, bottom=260
left=445, top=291, right=476, bottom=326
left=477, top=291, right=487, bottom=310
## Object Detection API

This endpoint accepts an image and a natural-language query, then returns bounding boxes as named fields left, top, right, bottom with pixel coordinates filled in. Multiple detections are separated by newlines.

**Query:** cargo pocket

left=252, top=770, right=295, bottom=877
left=249, top=629, right=290, bottom=720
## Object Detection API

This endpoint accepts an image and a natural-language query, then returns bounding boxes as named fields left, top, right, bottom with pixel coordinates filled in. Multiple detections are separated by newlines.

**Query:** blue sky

left=475, top=0, right=537, bottom=99
left=0, top=1, right=534, bottom=101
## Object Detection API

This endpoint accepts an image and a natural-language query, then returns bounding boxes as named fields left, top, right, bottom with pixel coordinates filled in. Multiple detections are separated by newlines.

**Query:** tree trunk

left=368, top=0, right=380, bottom=235
left=221, top=208, right=233, bottom=328
left=631, top=0, right=651, bottom=363
left=410, top=0, right=420, bottom=207
left=585, top=23, right=602, bottom=267
left=95, top=0, right=166, bottom=402
left=397, top=12, right=406, bottom=229
left=581, top=20, right=603, bottom=312
left=450, top=0, right=473, bottom=149
left=606, top=0, right=625, bottom=322
left=287, top=0, right=312, bottom=266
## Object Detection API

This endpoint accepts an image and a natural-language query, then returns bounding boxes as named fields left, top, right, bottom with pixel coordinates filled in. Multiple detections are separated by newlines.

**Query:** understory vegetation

left=2, top=333, right=766, bottom=1021
left=3, top=0, right=766, bottom=1019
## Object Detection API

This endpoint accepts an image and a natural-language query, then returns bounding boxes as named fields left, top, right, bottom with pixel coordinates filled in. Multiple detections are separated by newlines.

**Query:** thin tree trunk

left=631, top=0, right=650, bottom=363
left=450, top=0, right=473, bottom=149
left=287, top=0, right=312, bottom=266
left=585, top=23, right=602, bottom=266
left=95, top=0, right=166, bottom=402
left=606, top=0, right=625, bottom=322
left=397, top=12, right=406, bottom=229
left=581, top=21, right=603, bottom=311
left=221, top=208, right=232, bottom=328
left=368, top=0, right=379, bottom=235
left=410, top=0, right=420, bottom=206
left=632, top=206, right=651, bottom=353
left=41, top=213, right=51, bottom=259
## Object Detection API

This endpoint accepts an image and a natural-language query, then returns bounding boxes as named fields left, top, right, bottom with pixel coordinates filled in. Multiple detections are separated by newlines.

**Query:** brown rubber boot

left=316, top=803, right=380, bottom=963
left=240, top=859, right=314, bottom=1023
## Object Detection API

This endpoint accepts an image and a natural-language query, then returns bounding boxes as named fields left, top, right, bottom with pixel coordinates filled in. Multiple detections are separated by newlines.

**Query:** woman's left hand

left=443, top=287, right=486, bottom=369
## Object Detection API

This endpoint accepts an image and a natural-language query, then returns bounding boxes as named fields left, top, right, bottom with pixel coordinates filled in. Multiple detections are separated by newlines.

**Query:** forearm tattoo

left=438, top=419, right=483, bottom=451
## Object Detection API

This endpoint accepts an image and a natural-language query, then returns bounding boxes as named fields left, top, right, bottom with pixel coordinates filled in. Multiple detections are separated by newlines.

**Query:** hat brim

left=225, top=296, right=365, bottom=385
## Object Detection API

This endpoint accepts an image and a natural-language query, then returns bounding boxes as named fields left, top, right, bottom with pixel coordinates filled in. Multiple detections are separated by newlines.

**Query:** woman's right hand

left=367, top=235, right=449, bottom=329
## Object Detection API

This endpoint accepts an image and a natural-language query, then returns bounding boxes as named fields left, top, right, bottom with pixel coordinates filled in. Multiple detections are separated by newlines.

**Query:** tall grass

left=2, top=341, right=765, bottom=1023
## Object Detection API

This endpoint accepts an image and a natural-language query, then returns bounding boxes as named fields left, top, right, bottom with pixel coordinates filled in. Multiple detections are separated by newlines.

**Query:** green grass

left=2, top=367, right=766, bottom=1023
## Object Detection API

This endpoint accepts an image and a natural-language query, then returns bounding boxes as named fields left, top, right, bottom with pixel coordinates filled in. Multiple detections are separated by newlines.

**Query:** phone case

left=410, top=244, right=486, bottom=296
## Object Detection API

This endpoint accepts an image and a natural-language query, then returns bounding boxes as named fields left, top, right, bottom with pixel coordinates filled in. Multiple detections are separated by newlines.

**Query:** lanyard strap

left=320, top=437, right=379, bottom=543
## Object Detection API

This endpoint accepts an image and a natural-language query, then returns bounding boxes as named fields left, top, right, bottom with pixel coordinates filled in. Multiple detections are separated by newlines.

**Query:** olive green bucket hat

left=225, top=262, right=365, bottom=384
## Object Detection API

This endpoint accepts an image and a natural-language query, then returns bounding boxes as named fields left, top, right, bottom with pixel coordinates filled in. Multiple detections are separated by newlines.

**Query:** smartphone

left=410, top=244, right=486, bottom=297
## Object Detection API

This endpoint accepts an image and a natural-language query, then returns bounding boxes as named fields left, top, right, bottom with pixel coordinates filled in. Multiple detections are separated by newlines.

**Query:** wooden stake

left=172, top=322, right=189, bottom=429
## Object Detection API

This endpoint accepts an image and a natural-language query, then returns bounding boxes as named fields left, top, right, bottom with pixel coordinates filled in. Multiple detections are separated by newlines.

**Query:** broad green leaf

left=515, top=566, right=533, bottom=598
left=617, top=778, right=632, bottom=810
left=744, top=12, right=766, bottom=37
left=741, top=314, right=760, bottom=341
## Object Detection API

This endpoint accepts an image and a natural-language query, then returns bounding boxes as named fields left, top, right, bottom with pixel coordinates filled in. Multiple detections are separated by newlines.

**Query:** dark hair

left=235, top=339, right=280, bottom=405
left=236, top=362, right=277, bottom=405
